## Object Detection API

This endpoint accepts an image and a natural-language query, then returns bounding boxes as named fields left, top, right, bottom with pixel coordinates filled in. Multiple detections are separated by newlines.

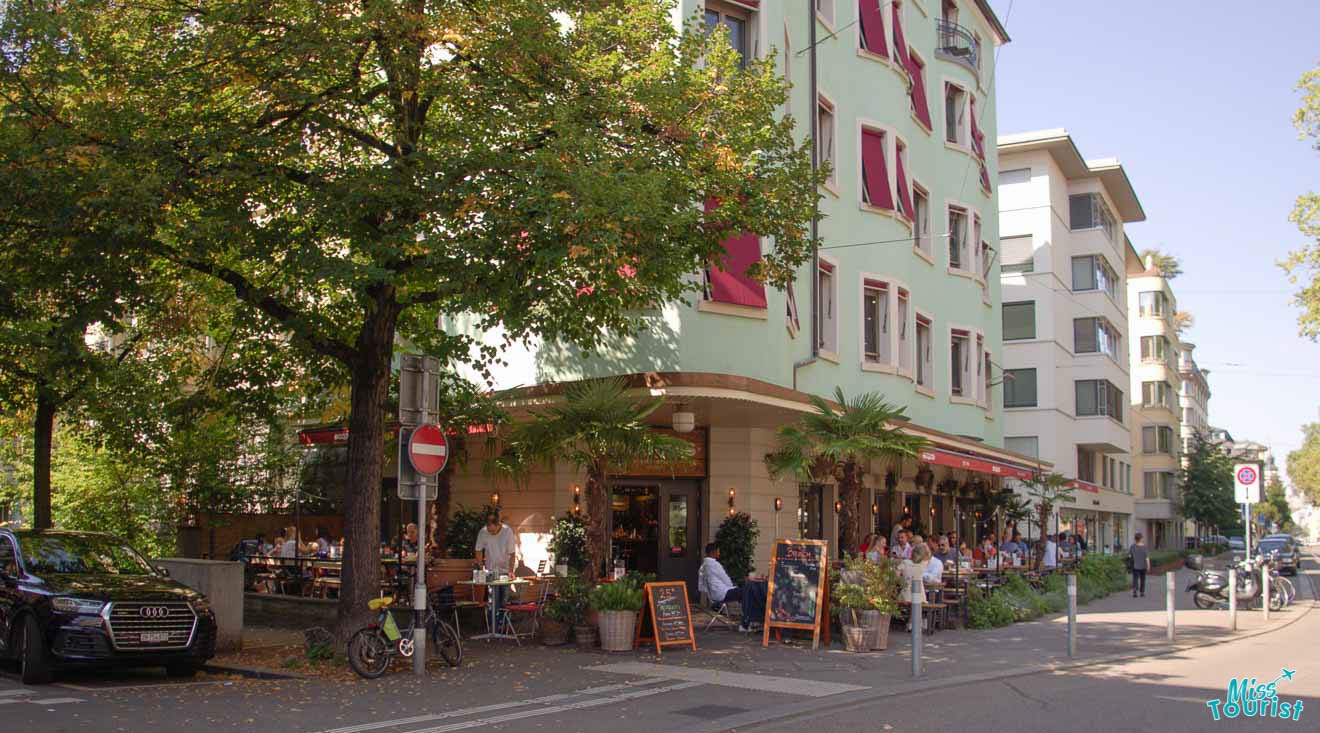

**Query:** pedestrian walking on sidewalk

left=1128, top=533, right=1150, bottom=597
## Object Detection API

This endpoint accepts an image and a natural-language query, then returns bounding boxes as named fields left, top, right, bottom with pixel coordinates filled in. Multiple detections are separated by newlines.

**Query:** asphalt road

left=2, top=552, right=1315, bottom=733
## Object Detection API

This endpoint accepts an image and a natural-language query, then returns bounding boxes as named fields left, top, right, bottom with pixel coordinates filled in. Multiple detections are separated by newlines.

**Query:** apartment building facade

left=1128, top=259, right=1185, bottom=549
left=441, top=1, right=1027, bottom=581
left=996, top=130, right=1144, bottom=553
left=1178, top=342, right=1210, bottom=457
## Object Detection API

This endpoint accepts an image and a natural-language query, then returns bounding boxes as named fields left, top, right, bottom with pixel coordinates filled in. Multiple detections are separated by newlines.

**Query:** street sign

left=396, top=427, right=439, bottom=501
left=399, top=354, right=441, bottom=427
left=1234, top=463, right=1261, bottom=504
left=408, top=423, right=449, bottom=476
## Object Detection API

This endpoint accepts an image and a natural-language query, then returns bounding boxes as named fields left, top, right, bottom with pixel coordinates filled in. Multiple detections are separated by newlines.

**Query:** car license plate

left=140, top=631, right=171, bottom=643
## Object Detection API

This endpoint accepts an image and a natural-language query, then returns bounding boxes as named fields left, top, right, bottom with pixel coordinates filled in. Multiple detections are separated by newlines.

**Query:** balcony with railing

left=936, top=19, right=980, bottom=71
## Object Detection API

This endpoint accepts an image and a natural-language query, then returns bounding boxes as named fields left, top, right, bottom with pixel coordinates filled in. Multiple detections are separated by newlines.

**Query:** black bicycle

left=347, top=596, right=462, bottom=678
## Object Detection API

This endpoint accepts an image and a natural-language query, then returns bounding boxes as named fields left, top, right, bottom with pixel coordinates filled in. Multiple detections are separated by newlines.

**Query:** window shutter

left=892, top=2, right=909, bottom=68
left=1000, top=236, right=1033, bottom=272
left=703, top=199, right=768, bottom=308
left=906, top=55, right=932, bottom=130
left=860, top=129, right=894, bottom=210
left=895, top=148, right=914, bottom=217
left=859, top=0, right=888, bottom=57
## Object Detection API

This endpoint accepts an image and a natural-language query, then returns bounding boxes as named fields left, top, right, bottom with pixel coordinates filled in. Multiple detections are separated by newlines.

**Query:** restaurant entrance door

left=609, top=481, right=703, bottom=595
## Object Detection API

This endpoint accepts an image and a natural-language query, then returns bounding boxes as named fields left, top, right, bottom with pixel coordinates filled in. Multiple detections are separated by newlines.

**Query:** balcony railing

left=936, top=19, right=980, bottom=71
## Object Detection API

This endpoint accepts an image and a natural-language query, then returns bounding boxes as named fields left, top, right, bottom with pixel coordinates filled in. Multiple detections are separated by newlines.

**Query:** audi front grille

left=104, top=601, right=198, bottom=651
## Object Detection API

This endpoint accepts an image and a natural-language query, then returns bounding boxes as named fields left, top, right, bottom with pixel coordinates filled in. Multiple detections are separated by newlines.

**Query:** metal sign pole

left=413, top=364, right=429, bottom=676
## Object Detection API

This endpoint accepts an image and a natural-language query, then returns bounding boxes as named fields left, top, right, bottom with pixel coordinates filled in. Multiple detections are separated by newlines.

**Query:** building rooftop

left=998, top=129, right=1146, bottom=223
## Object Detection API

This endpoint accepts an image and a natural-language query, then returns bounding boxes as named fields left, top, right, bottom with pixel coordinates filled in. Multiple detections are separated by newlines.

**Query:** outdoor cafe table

left=458, top=577, right=529, bottom=642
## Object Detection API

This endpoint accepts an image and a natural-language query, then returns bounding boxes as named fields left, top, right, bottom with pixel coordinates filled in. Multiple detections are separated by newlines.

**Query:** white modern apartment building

left=1178, top=342, right=1210, bottom=458
left=997, top=130, right=1145, bottom=553
left=1128, top=257, right=1185, bottom=549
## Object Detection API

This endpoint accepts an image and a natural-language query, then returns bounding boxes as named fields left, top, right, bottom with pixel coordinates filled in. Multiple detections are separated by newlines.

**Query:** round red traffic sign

left=408, top=423, right=449, bottom=476
left=1236, top=466, right=1257, bottom=485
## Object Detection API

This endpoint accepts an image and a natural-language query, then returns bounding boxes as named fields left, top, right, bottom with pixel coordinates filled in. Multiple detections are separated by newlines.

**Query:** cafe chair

left=505, top=578, right=552, bottom=642
left=696, top=565, right=742, bottom=632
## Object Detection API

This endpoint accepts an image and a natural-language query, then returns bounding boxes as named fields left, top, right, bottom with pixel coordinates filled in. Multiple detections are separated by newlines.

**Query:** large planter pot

left=840, top=624, right=868, bottom=652
left=541, top=618, right=571, bottom=646
left=869, top=613, right=892, bottom=650
left=597, top=610, right=637, bottom=652
left=573, top=623, right=598, bottom=650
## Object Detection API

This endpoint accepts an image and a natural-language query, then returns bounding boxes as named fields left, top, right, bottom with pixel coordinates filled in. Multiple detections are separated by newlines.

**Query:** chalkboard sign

left=762, top=539, right=828, bottom=649
left=634, top=581, right=696, bottom=653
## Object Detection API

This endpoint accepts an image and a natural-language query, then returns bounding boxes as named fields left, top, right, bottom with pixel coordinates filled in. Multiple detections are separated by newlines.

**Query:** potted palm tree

left=766, top=388, right=927, bottom=554
left=590, top=578, right=645, bottom=651
left=493, top=377, right=693, bottom=583
left=833, top=582, right=871, bottom=652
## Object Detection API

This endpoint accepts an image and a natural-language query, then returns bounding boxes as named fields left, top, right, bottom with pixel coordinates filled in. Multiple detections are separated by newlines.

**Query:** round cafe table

left=458, top=577, right=529, bottom=642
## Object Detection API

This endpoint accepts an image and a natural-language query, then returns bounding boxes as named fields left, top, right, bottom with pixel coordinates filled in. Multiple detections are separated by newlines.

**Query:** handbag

left=1124, top=554, right=1134, bottom=571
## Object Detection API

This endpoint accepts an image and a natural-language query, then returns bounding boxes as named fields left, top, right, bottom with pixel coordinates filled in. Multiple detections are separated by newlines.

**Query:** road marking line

left=587, top=662, right=870, bottom=698
left=30, top=697, right=84, bottom=705
left=310, top=678, right=672, bottom=733
left=0, top=690, right=35, bottom=697
left=402, top=681, right=703, bottom=733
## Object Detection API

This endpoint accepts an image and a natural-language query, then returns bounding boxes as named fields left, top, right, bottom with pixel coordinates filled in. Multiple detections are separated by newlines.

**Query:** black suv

left=0, top=529, right=217, bottom=684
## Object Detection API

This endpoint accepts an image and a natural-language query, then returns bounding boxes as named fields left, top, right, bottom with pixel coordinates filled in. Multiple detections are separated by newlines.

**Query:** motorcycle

left=1185, top=554, right=1282, bottom=611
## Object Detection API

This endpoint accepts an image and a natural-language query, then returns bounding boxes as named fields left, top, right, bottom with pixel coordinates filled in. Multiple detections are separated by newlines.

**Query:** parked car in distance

left=1258, top=536, right=1302, bottom=576
left=1228, top=536, right=1246, bottom=552
left=0, top=529, right=217, bottom=684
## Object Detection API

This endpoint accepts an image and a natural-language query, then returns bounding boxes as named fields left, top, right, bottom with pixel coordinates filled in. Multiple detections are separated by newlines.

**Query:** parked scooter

left=1185, top=554, right=1283, bottom=611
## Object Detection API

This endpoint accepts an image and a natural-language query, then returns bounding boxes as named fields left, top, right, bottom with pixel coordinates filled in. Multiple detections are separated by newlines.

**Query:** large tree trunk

left=334, top=304, right=398, bottom=641
left=584, top=468, right=608, bottom=584
left=32, top=388, right=56, bottom=530
left=838, top=463, right=863, bottom=558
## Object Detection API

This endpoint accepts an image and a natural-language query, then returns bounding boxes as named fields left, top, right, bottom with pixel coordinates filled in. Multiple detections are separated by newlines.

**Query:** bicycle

left=347, top=596, right=463, bottom=679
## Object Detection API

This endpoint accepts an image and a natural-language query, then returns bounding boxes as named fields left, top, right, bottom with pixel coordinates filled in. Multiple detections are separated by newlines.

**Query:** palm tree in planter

left=766, top=388, right=927, bottom=555
left=494, top=378, right=693, bottom=583
left=1021, top=472, right=1076, bottom=568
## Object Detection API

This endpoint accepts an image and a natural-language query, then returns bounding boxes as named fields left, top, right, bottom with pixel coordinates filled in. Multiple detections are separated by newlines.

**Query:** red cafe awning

left=1069, top=479, right=1102, bottom=494
left=917, top=448, right=1038, bottom=482
left=297, top=423, right=491, bottom=446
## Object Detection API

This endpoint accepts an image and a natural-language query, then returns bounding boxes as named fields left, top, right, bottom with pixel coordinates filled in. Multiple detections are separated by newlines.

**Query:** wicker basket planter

left=541, top=618, right=571, bottom=646
left=840, top=623, right=868, bottom=652
left=573, top=623, right=598, bottom=650
left=597, top=610, right=637, bottom=652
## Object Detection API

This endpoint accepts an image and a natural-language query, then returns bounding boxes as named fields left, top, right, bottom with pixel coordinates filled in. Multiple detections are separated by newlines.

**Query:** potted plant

left=548, top=513, right=588, bottom=576
left=832, top=582, right=871, bottom=652
left=552, top=572, right=596, bottom=649
left=540, top=598, right=576, bottom=646
left=714, top=512, right=759, bottom=584
left=835, top=555, right=900, bottom=651
left=590, top=578, right=645, bottom=652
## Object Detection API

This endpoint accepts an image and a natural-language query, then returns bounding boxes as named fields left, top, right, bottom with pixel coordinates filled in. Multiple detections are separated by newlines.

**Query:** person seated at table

left=898, top=545, right=930, bottom=630
left=890, top=530, right=913, bottom=560
left=859, top=533, right=879, bottom=557
left=1001, top=531, right=1026, bottom=557
left=278, top=527, right=299, bottom=559
left=923, top=544, right=944, bottom=584
left=314, top=527, right=332, bottom=557
left=865, top=535, right=888, bottom=563
left=958, top=541, right=973, bottom=561
left=889, top=516, right=913, bottom=550
left=474, top=511, right=517, bottom=576
left=973, top=536, right=997, bottom=566
left=1042, top=534, right=1060, bottom=570
left=698, top=543, right=765, bottom=632
left=402, top=523, right=420, bottom=555
left=935, top=536, right=955, bottom=563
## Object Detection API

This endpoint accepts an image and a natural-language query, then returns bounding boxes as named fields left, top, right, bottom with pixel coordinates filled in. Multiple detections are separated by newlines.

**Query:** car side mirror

left=156, top=565, right=171, bottom=578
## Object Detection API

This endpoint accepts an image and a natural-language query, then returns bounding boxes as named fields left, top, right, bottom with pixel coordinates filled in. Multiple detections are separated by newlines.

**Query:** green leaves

left=765, top=388, right=927, bottom=483
left=1287, top=423, right=1320, bottom=506
left=1284, top=65, right=1320, bottom=339
left=1181, top=431, right=1238, bottom=530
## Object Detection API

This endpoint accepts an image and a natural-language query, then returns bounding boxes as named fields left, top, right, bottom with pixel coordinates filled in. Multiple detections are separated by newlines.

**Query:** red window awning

left=859, top=0, right=888, bottom=57
left=892, top=3, right=909, bottom=68
left=861, top=129, right=894, bottom=210
left=906, top=55, right=932, bottom=130
left=708, top=231, right=768, bottom=308
left=896, top=149, right=914, bottom=218
left=918, top=448, right=1038, bottom=481
left=1069, top=479, right=1102, bottom=494
left=970, top=99, right=985, bottom=160
left=297, top=423, right=488, bottom=446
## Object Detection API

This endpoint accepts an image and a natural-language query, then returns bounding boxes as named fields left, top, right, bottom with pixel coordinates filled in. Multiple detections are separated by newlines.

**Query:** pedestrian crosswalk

left=0, top=686, right=83, bottom=706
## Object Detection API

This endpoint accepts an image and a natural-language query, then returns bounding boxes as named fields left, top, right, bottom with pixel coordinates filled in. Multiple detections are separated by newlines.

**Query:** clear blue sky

left=989, top=0, right=1320, bottom=483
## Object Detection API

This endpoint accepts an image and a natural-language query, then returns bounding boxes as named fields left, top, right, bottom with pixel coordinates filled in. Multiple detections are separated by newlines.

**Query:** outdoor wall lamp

left=572, top=484, right=581, bottom=514
left=727, top=487, right=736, bottom=515
left=834, top=500, right=843, bottom=514
left=672, top=403, right=695, bottom=433
left=871, top=502, right=879, bottom=516
left=774, top=497, right=783, bottom=512
left=491, top=491, right=501, bottom=507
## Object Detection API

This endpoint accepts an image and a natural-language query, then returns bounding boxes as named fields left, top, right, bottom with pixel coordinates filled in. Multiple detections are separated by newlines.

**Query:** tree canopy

left=1282, top=63, right=1320, bottom=338
left=1140, top=248, right=1182, bottom=280
left=1287, top=423, right=1320, bottom=505
left=1180, top=431, right=1237, bottom=531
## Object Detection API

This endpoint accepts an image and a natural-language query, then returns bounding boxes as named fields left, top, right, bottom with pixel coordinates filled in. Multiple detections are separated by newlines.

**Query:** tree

left=423, top=370, right=506, bottom=552
left=1180, top=431, right=1237, bottom=534
left=1173, top=310, right=1195, bottom=335
left=495, top=378, right=693, bottom=583
left=1282, top=64, right=1320, bottom=338
left=2, top=1, right=818, bottom=634
left=1288, top=423, right=1320, bottom=505
left=1140, top=249, right=1182, bottom=279
left=1254, top=477, right=1294, bottom=534
left=1019, top=472, right=1075, bottom=567
left=766, top=388, right=927, bottom=555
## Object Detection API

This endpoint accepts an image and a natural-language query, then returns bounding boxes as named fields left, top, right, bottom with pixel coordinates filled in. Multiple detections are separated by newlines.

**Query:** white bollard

left=1228, top=567, right=1237, bottom=631
left=1262, top=565, right=1271, bottom=622
left=1166, top=572, right=1175, bottom=642
left=910, top=579, right=923, bottom=677
left=1067, top=574, right=1077, bottom=658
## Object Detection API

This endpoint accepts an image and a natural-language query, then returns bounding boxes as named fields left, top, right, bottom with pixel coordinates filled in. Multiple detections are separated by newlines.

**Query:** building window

left=897, top=289, right=912, bottom=373
left=1002, top=301, right=1035, bottom=340
left=999, top=168, right=1030, bottom=185
left=948, top=205, right=969, bottom=270
left=1073, top=317, right=1121, bottom=358
left=860, top=127, right=893, bottom=211
left=1140, top=335, right=1172, bottom=366
left=1142, top=381, right=1174, bottom=409
left=1068, top=192, right=1116, bottom=241
left=815, top=0, right=835, bottom=27
left=786, top=279, right=801, bottom=335
left=1000, top=235, right=1034, bottom=273
left=1070, top=254, right=1119, bottom=300
left=913, top=184, right=931, bottom=255
left=1138, top=290, right=1168, bottom=318
left=979, top=335, right=989, bottom=405
left=1005, top=436, right=1039, bottom=459
left=916, top=314, right=933, bottom=389
left=1077, top=447, right=1097, bottom=483
left=1075, top=379, right=1123, bottom=422
left=895, top=139, right=912, bottom=219
left=858, top=0, right=887, bottom=57
left=817, top=96, right=836, bottom=188
left=1143, top=471, right=1175, bottom=500
left=704, top=2, right=750, bottom=68
left=971, top=213, right=983, bottom=278
left=1003, top=368, right=1037, bottom=408
left=907, top=51, right=931, bottom=130
left=943, top=83, right=968, bottom=146
left=1142, top=425, right=1175, bottom=455
left=950, top=329, right=971, bottom=397
left=818, top=261, right=837, bottom=353
left=862, top=280, right=891, bottom=364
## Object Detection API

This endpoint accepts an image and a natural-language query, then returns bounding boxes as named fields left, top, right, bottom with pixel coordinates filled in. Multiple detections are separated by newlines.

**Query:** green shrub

left=1149, top=550, right=1184, bottom=568
left=547, top=513, right=588, bottom=571
left=548, top=572, right=591, bottom=624
left=1040, top=590, right=1067, bottom=613
left=590, top=578, right=645, bottom=612
left=714, top=512, right=760, bottom=584
left=444, top=504, right=495, bottom=558
left=967, top=587, right=1015, bottom=629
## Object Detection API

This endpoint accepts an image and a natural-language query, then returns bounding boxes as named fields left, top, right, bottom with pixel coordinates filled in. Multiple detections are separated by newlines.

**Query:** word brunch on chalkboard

left=634, top=581, right=696, bottom=653
left=762, top=538, right=828, bottom=650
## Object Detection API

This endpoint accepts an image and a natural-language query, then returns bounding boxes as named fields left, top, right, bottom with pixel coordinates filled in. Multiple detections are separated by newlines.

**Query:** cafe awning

left=296, top=423, right=492, bottom=446
left=917, top=448, right=1038, bottom=482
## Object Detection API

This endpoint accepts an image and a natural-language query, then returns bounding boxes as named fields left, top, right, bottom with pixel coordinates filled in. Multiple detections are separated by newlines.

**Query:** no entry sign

left=408, top=423, right=449, bottom=476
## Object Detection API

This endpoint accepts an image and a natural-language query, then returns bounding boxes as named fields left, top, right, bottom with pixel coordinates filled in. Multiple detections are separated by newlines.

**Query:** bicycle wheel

left=431, top=619, right=463, bottom=668
left=347, top=628, right=393, bottom=679
left=1277, top=577, right=1295, bottom=606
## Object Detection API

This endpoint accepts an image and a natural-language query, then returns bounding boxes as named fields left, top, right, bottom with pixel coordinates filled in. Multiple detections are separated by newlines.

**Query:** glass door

left=658, top=482, right=702, bottom=595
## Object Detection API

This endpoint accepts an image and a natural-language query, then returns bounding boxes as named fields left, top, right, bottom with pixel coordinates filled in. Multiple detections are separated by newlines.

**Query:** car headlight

left=190, top=597, right=213, bottom=613
left=51, top=597, right=106, bottom=615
